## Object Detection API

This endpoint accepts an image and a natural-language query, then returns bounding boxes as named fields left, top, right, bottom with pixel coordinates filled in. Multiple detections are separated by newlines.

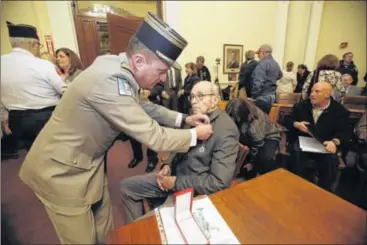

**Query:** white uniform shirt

left=1, top=48, right=65, bottom=110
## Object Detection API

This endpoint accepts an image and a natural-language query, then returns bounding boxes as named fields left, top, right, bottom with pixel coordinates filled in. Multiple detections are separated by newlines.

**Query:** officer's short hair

left=10, top=37, right=38, bottom=48
left=126, top=36, right=157, bottom=62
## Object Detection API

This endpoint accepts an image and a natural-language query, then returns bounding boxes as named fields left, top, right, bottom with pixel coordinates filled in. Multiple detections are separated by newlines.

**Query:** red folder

left=174, top=188, right=209, bottom=244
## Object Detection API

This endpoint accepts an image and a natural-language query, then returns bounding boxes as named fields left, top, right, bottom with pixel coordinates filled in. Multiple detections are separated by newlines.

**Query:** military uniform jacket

left=166, top=109, right=239, bottom=195
left=19, top=53, right=192, bottom=208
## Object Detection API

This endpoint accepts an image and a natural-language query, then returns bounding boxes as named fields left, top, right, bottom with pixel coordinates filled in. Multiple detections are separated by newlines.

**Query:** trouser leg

left=36, top=194, right=97, bottom=244
left=315, top=154, right=339, bottom=192
left=129, top=137, right=143, bottom=161
left=289, top=141, right=316, bottom=183
left=93, top=179, right=114, bottom=244
left=120, top=173, right=169, bottom=224
left=255, top=139, right=279, bottom=174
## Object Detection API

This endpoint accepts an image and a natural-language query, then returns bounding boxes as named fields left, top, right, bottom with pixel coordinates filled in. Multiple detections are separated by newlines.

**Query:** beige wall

left=316, top=1, right=366, bottom=86
left=1, top=1, right=51, bottom=54
left=2, top=1, right=366, bottom=86
left=177, top=1, right=278, bottom=83
left=283, top=1, right=312, bottom=68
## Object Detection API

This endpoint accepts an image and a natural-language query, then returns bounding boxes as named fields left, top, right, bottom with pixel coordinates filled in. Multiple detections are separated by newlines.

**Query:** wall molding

left=163, top=1, right=180, bottom=32
left=303, top=1, right=324, bottom=70
left=46, top=1, right=79, bottom=55
left=273, top=1, right=290, bottom=67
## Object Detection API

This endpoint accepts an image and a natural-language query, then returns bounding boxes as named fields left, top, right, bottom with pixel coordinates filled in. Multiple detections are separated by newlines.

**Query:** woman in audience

left=301, top=54, right=345, bottom=101
left=177, top=62, right=200, bottom=114
left=294, top=64, right=310, bottom=93
left=226, top=98, right=281, bottom=175
left=55, top=48, right=84, bottom=84
left=276, top=61, right=297, bottom=94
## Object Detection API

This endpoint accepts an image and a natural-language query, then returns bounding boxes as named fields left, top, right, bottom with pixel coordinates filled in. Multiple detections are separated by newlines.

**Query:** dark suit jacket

left=197, top=66, right=211, bottom=81
left=284, top=98, right=351, bottom=148
left=239, top=59, right=258, bottom=97
left=339, top=60, right=358, bottom=85
left=148, top=83, right=165, bottom=105
left=166, top=109, right=240, bottom=195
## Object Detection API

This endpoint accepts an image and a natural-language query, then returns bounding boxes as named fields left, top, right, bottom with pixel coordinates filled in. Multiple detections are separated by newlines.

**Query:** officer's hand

left=186, top=114, right=210, bottom=126
left=178, top=90, right=184, bottom=96
left=195, top=124, right=213, bottom=141
left=144, top=90, right=151, bottom=97
left=158, top=165, right=171, bottom=176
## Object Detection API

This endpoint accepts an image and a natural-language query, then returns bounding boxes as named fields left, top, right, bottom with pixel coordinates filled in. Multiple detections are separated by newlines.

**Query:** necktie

left=171, top=68, right=176, bottom=88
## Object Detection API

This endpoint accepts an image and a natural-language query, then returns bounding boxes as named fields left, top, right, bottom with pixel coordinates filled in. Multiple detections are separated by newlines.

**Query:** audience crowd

left=1, top=18, right=366, bottom=244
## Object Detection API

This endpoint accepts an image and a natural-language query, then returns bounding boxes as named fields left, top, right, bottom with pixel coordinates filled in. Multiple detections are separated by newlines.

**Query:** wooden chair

left=231, top=144, right=249, bottom=187
left=269, top=106, right=280, bottom=124
left=342, top=96, right=367, bottom=110
left=218, top=100, right=229, bottom=111
left=276, top=93, right=301, bottom=104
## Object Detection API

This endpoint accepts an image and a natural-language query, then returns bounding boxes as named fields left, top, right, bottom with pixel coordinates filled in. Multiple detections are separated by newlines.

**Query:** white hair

left=10, top=37, right=38, bottom=48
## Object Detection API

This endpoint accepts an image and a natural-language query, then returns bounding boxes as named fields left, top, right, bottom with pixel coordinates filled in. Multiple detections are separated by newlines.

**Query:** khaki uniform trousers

left=36, top=183, right=114, bottom=245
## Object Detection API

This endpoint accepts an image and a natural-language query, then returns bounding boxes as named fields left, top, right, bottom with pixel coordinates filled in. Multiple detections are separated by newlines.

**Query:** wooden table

left=107, top=169, right=366, bottom=244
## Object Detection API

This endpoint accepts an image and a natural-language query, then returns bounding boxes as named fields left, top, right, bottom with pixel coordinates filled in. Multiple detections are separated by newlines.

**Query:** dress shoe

left=128, top=158, right=142, bottom=168
left=145, top=161, right=158, bottom=173
left=1, top=152, right=19, bottom=160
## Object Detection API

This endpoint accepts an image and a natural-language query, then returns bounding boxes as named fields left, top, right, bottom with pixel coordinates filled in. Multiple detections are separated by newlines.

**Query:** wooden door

left=107, top=13, right=143, bottom=55
left=74, top=16, right=100, bottom=67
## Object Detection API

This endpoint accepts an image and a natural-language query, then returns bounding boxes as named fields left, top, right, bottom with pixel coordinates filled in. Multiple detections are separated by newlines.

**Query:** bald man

left=120, top=81, right=239, bottom=224
left=284, top=81, right=351, bottom=192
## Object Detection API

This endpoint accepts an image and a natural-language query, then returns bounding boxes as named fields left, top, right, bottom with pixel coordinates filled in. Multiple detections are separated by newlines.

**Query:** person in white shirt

left=1, top=22, right=66, bottom=150
left=276, top=61, right=297, bottom=94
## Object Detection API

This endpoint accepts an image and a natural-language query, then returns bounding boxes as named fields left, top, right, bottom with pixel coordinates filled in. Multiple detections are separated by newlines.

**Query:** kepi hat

left=134, top=12, right=187, bottom=70
left=7, top=21, right=39, bottom=40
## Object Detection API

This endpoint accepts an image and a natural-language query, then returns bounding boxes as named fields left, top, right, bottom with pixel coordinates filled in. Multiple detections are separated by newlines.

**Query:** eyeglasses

left=34, top=41, right=43, bottom=49
left=189, top=93, right=214, bottom=101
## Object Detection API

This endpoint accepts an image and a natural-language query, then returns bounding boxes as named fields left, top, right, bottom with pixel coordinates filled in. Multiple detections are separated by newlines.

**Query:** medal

left=199, top=140, right=207, bottom=152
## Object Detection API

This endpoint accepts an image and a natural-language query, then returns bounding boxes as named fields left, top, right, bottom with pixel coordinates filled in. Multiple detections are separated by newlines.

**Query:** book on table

left=154, top=188, right=240, bottom=244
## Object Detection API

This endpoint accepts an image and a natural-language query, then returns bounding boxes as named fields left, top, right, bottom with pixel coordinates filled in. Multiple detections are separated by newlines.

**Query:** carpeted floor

left=1, top=141, right=365, bottom=244
left=1, top=140, right=160, bottom=245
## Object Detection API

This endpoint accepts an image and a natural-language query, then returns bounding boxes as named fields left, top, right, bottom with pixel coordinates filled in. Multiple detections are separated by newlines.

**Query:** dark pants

left=289, top=140, right=339, bottom=192
left=162, top=89, right=179, bottom=111
left=254, top=93, right=276, bottom=114
left=254, top=139, right=279, bottom=174
left=129, top=137, right=158, bottom=163
left=8, top=106, right=55, bottom=151
left=1, top=132, right=18, bottom=155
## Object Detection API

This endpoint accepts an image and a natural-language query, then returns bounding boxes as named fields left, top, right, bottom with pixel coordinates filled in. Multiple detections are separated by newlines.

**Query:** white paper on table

left=158, top=196, right=240, bottom=244
left=299, top=136, right=330, bottom=154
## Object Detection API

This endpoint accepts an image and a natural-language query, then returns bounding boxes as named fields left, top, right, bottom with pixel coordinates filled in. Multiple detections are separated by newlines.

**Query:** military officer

left=19, top=12, right=213, bottom=244
left=1, top=22, right=66, bottom=151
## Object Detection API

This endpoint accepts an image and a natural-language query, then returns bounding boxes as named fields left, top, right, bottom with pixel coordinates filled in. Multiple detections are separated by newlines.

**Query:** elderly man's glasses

left=189, top=92, right=214, bottom=101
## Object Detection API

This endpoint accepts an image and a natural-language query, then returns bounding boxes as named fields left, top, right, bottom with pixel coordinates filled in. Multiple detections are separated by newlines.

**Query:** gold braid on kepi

left=134, top=12, right=188, bottom=70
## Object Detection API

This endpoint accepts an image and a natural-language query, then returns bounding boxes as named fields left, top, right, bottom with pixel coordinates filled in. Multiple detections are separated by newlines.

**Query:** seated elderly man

left=120, top=81, right=239, bottom=224
left=284, top=81, right=351, bottom=192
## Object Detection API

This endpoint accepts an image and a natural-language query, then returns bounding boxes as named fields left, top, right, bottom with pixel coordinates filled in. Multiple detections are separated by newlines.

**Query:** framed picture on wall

left=223, top=44, right=243, bottom=74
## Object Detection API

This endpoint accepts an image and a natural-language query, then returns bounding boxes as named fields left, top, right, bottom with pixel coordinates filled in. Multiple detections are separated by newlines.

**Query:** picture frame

left=223, top=44, right=243, bottom=74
